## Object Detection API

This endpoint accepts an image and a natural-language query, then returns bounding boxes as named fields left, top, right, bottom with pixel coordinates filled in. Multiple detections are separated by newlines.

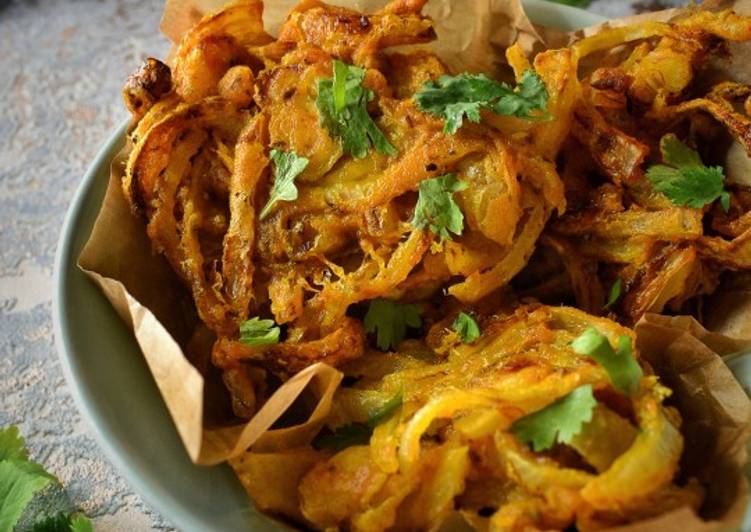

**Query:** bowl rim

left=52, top=2, right=607, bottom=530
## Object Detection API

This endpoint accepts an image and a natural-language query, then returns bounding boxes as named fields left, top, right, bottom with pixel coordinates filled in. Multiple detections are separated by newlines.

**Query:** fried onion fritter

left=123, top=0, right=568, bottom=380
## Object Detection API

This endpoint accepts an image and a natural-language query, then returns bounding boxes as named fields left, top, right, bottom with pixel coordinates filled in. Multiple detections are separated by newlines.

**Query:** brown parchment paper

left=78, top=0, right=751, bottom=529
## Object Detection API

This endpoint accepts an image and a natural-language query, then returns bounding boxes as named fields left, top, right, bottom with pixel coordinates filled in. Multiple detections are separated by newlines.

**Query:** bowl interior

left=53, top=2, right=749, bottom=531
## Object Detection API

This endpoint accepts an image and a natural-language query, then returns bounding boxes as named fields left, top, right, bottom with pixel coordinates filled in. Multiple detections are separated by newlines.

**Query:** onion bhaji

left=120, top=0, right=751, bottom=529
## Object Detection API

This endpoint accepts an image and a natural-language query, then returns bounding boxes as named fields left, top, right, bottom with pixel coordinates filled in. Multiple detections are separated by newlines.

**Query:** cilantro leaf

left=546, top=0, right=591, bottom=6
left=646, top=134, right=730, bottom=211
left=364, top=299, right=422, bottom=351
left=493, top=70, right=551, bottom=120
left=572, top=328, right=643, bottom=396
left=70, top=514, right=93, bottom=532
left=313, top=392, right=403, bottom=451
left=411, top=173, right=468, bottom=240
left=0, top=427, right=93, bottom=532
left=414, top=70, right=550, bottom=134
left=259, top=149, right=309, bottom=220
left=604, top=278, right=622, bottom=310
left=661, top=134, right=703, bottom=167
left=239, top=317, right=280, bottom=346
left=451, top=312, right=481, bottom=343
left=366, top=391, right=403, bottom=428
left=0, top=427, right=57, bottom=532
left=332, top=59, right=349, bottom=111
left=30, top=513, right=73, bottom=531
left=511, top=385, right=597, bottom=452
left=0, top=460, right=54, bottom=532
left=30, top=512, right=93, bottom=532
left=0, top=426, right=28, bottom=462
left=316, top=60, right=397, bottom=158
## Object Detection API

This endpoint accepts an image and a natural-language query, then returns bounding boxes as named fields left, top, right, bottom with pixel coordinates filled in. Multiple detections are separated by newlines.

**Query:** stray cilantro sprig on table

left=259, top=149, right=309, bottom=220
left=511, top=385, right=597, bottom=452
left=316, top=59, right=397, bottom=158
left=572, top=328, right=643, bottom=396
left=239, top=316, right=280, bottom=346
left=313, top=392, right=403, bottom=451
left=0, top=426, right=93, bottom=532
left=364, top=299, right=422, bottom=351
left=451, top=312, right=481, bottom=343
left=415, top=70, right=550, bottom=134
left=412, top=173, right=468, bottom=240
left=646, top=134, right=730, bottom=211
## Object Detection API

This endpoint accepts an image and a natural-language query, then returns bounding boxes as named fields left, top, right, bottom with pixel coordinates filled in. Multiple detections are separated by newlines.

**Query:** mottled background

left=0, top=0, right=683, bottom=529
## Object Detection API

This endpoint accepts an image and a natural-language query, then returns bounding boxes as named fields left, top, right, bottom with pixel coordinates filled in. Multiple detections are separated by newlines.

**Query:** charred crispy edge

left=123, top=57, right=173, bottom=117
left=175, top=0, right=273, bottom=51
left=171, top=0, right=273, bottom=101
left=277, top=0, right=435, bottom=59
left=123, top=97, right=237, bottom=217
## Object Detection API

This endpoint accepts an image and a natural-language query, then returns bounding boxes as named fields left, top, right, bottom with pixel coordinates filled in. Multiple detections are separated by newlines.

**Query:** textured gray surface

left=0, top=0, right=667, bottom=530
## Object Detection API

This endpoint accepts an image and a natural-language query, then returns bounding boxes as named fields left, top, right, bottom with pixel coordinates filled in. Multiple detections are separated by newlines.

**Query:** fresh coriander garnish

left=313, top=392, right=403, bottom=451
left=364, top=299, right=422, bottom=351
left=239, top=317, right=281, bottom=346
left=258, top=149, right=309, bottom=220
left=451, top=312, right=481, bottom=343
left=0, top=426, right=93, bottom=532
left=411, top=173, right=468, bottom=240
left=511, top=384, right=597, bottom=452
left=572, top=328, right=643, bottom=396
left=646, top=134, right=730, bottom=211
left=547, top=0, right=592, bottom=7
left=316, top=60, right=397, bottom=158
left=604, top=278, right=622, bottom=310
left=415, top=69, right=550, bottom=134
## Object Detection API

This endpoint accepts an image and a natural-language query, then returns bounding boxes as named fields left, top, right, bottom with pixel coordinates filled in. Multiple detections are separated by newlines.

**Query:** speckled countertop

left=0, top=0, right=679, bottom=530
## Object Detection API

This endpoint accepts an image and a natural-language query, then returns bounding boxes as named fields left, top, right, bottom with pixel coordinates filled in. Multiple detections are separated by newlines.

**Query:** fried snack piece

left=277, top=0, right=435, bottom=67
left=123, top=0, right=568, bottom=391
left=523, top=9, right=751, bottom=324
left=172, top=0, right=273, bottom=103
left=227, top=304, right=693, bottom=531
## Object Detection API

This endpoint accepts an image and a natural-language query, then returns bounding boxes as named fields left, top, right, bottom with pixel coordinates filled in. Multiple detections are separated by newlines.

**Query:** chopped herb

left=411, top=173, right=468, bottom=240
left=604, top=278, right=622, bottom=310
left=31, top=513, right=93, bottom=532
left=239, top=317, right=280, bottom=346
left=313, top=392, right=403, bottom=451
left=366, top=391, right=403, bottom=428
left=547, top=0, right=591, bottom=7
left=415, top=69, right=550, bottom=134
left=316, top=60, right=397, bottom=158
left=259, top=149, right=309, bottom=220
left=364, top=299, right=422, bottom=351
left=511, top=385, right=597, bottom=452
left=572, top=328, right=643, bottom=396
left=451, top=312, right=481, bottom=343
left=646, top=134, right=730, bottom=211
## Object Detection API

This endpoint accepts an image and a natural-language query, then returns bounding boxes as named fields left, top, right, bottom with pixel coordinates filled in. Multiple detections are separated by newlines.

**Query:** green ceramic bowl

left=53, top=2, right=750, bottom=530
